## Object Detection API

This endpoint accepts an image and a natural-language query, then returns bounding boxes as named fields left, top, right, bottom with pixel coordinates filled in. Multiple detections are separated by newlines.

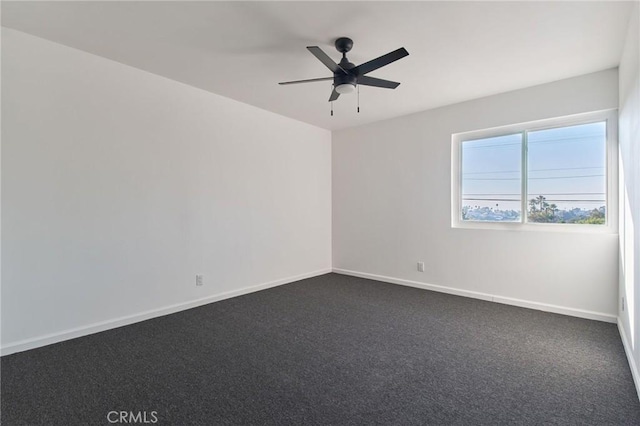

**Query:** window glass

left=527, top=122, right=607, bottom=224
left=461, top=133, right=522, bottom=222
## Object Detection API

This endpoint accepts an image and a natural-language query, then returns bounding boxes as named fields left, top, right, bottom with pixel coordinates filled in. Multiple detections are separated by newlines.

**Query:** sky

left=461, top=121, right=607, bottom=215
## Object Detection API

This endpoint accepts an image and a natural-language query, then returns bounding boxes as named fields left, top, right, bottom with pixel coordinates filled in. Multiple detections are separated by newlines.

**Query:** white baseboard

left=1, top=268, right=332, bottom=356
left=618, top=319, right=640, bottom=401
left=332, top=268, right=617, bottom=323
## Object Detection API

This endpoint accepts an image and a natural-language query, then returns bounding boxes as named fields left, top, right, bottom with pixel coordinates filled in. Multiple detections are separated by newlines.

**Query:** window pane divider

left=522, top=131, right=528, bottom=224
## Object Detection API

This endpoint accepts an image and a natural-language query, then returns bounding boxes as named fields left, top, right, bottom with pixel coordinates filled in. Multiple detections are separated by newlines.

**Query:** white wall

left=618, top=2, right=640, bottom=397
left=333, top=69, right=619, bottom=321
left=1, top=29, right=332, bottom=353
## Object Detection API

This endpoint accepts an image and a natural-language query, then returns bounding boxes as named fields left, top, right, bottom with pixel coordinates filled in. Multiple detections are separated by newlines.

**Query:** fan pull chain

left=331, top=100, right=334, bottom=117
left=357, top=85, right=360, bottom=113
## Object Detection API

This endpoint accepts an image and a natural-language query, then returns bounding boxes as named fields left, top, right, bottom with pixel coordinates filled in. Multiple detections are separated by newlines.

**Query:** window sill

left=452, top=220, right=617, bottom=234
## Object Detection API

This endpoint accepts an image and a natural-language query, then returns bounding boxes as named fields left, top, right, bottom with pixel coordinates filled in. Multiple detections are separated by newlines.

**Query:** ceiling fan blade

left=353, top=47, right=409, bottom=76
left=307, top=46, right=347, bottom=74
left=279, top=77, right=334, bottom=85
left=357, top=76, right=400, bottom=89
left=329, top=87, right=340, bottom=102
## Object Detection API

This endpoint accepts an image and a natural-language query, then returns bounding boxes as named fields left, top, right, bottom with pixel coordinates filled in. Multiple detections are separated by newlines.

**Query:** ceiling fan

left=279, top=37, right=409, bottom=102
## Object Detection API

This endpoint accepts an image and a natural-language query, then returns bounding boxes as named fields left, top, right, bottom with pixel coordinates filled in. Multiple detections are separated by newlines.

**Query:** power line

left=463, top=170, right=519, bottom=175
left=529, top=166, right=604, bottom=172
left=465, top=174, right=604, bottom=181
left=463, top=133, right=604, bottom=150
left=530, top=174, right=604, bottom=180
left=463, top=192, right=605, bottom=196
left=462, top=198, right=520, bottom=201
left=463, top=142, right=520, bottom=149
left=462, top=198, right=604, bottom=202
left=525, top=192, right=605, bottom=195
left=463, top=166, right=604, bottom=175
left=540, top=200, right=605, bottom=202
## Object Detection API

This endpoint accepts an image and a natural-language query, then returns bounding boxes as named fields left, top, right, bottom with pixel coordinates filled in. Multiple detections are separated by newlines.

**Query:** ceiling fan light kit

left=279, top=37, right=409, bottom=115
left=335, top=83, right=356, bottom=94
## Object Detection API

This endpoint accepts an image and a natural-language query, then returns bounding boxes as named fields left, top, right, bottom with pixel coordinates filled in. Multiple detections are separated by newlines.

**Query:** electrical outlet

left=417, top=262, right=425, bottom=272
left=196, top=275, right=204, bottom=286
left=622, top=296, right=625, bottom=311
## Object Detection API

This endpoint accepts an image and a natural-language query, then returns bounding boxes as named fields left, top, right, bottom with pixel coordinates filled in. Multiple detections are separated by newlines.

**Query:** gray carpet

left=2, top=273, right=640, bottom=425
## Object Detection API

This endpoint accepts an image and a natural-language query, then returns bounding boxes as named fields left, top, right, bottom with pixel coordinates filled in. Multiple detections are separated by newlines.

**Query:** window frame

left=451, top=110, right=618, bottom=233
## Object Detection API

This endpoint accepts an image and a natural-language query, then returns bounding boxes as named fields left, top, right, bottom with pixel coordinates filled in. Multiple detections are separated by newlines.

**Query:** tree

left=575, top=208, right=605, bottom=225
left=529, top=198, right=539, bottom=213
left=528, top=195, right=558, bottom=223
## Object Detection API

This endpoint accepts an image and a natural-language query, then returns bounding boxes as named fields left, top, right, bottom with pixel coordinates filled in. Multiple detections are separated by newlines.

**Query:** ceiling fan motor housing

left=334, top=38, right=357, bottom=90
left=334, top=67, right=357, bottom=88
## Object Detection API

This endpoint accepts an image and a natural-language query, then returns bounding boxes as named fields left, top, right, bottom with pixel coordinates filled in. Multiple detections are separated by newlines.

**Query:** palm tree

left=536, top=195, right=548, bottom=210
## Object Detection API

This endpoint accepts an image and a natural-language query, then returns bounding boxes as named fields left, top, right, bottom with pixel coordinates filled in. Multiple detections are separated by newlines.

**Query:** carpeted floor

left=2, top=273, right=640, bottom=425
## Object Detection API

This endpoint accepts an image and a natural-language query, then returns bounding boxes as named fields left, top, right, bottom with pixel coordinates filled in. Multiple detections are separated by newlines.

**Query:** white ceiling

left=2, top=1, right=634, bottom=131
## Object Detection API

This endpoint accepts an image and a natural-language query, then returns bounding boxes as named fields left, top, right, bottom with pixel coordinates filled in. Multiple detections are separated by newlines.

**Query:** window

left=452, top=111, right=616, bottom=231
